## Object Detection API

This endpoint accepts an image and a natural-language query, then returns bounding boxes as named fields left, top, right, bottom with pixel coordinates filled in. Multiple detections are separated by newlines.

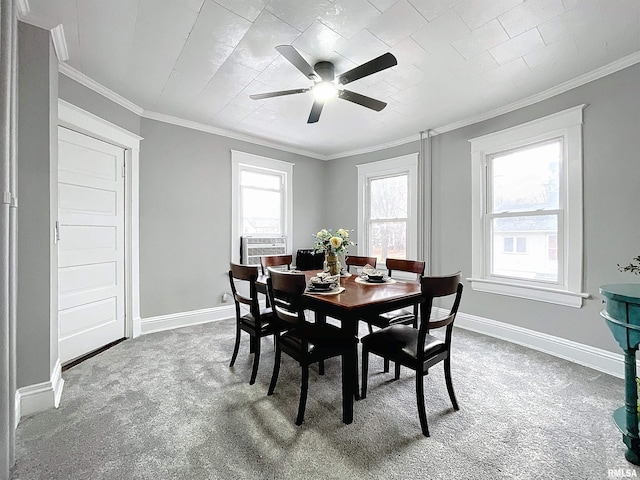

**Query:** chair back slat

left=228, top=262, right=260, bottom=317
left=386, top=258, right=425, bottom=280
left=418, top=273, right=463, bottom=356
left=267, top=268, right=307, bottom=328
left=345, top=255, right=377, bottom=272
left=260, top=255, right=293, bottom=275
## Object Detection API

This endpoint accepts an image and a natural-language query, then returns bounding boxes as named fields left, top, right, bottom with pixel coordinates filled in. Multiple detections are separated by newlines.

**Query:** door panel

left=58, top=127, right=125, bottom=364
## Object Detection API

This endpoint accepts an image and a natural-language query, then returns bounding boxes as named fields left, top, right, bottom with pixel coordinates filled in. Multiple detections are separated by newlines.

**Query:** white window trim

left=357, top=153, right=419, bottom=276
left=469, top=105, right=589, bottom=308
left=231, top=150, right=293, bottom=263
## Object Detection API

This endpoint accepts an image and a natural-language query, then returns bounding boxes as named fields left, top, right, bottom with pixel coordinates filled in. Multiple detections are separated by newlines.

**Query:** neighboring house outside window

left=357, top=154, right=418, bottom=270
left=469, top=106, right=588, bottom=307
left=231, top=150, right=293, bottom=263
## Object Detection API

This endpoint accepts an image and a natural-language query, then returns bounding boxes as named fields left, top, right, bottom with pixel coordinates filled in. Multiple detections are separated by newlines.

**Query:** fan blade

left=275, top=45, right=318, bottom=80
left=249, top=88, right=309, bottom=100
left=337, top=52, right=397, bottom=85
left=339, top=90, right=387, bottom=111
left=307, top=100, right=324, bottom=123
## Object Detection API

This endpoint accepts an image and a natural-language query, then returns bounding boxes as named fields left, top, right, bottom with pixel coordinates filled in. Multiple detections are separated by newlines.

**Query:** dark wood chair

left=345, top=255, right=377, bottom=273
left=364, top=258, right=426, bottom=334
left=361, top=272, right=463, bottom=436
left=228, top=263, right=285, bottom=385
left=260, top=254, right=293, bottom=275
left=266, top=268, right=358, bottom=426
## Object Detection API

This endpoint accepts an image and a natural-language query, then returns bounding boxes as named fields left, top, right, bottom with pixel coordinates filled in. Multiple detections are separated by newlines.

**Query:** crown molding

left=431, top=50, right=640, bottom=136
left=141, top=110, right=325, bottom=160
left=59, top=63, right=145, bottom=115
left=323, top=133, right=421, bottom=160
left=51, top=24, right=69, bottom=61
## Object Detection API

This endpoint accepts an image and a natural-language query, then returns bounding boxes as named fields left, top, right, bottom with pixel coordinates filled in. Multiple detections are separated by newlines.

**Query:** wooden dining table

left=258, top=269, right=423, bottom=424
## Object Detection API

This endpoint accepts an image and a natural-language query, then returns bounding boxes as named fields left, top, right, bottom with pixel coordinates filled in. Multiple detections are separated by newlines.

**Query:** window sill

left=467, top=277, right=590, bottom=308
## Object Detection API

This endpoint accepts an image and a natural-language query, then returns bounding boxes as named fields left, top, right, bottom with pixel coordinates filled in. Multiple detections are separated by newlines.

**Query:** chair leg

left=296, top=363, right=309, bottom=426
left=416, top=371, right=430, bottom=437
left=444, top=357, right=459, bottom=410
left=383, top=358, right=390, bottom=373
left=229, top=324, right=241, bottom=367
left=249, top=336, right=255, bottom=353
left=267, top=338, right=281, bottom=396
left=249, top=336, right=261, bottom=385
left=319, top=360, right=325, bottom=376
left=361, top=348, right=369, bottom=399
left=394, top=362, right=401, bottom=380
left=368, top=323, right=373, bottom=334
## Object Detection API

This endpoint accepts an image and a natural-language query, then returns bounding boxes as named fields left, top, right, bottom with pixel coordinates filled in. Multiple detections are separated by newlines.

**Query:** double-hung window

left=231, top=151, right=293, bottom=263
left=469, top=106, right=587, bottom=308
left=357, top=154, right=418, bottom=266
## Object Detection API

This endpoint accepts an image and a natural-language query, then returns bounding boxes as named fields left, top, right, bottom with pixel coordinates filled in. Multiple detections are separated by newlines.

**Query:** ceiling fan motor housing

left=313, top=62, right=335, bottom=82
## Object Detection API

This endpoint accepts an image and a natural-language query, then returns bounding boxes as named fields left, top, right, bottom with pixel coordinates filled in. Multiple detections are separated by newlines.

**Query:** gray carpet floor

left=10, top=318, right=638, bottom=479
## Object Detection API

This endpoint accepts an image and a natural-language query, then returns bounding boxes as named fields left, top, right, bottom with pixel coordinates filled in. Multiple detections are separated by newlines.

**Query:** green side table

left=601, top=283, right=640, bottom=465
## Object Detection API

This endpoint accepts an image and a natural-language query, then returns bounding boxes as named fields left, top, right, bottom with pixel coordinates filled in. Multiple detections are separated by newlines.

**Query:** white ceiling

left=23, top=0, right=640, bottom=158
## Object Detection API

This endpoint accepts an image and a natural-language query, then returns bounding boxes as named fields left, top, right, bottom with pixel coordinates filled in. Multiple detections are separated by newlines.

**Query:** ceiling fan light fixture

left=312, top=81, right=338, bottom=102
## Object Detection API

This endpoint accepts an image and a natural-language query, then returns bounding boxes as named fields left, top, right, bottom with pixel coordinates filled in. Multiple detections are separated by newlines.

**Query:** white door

left=58, top=127, right=126, bottom=364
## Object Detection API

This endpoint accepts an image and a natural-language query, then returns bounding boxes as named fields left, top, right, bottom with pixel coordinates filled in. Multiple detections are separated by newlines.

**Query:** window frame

left=469, top=105, right=588, bottom=308
left=231, top=150, right=293, bottom=263
left=357, top=153, right=419, bottom=272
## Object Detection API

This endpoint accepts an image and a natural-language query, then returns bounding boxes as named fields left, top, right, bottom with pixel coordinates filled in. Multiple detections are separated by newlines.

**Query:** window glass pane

left=241, top=170, right=281, bottom=189
left=241, top=188, right=281, bottom=234
left=368, top=221, right=406, bottom=262
left=547, top=234, right=558, bottom=261
left=370, top=175, right=408, bottom=219
left=491, top=215, right=558, bottom=282
left=490, top=140, right=561, bottom=213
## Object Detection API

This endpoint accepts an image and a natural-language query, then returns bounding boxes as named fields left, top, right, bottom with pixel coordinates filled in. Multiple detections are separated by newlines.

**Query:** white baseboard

left=16, top=359, right=65, bottom=424
left=441, top=308, right=625, bottom=379
left=140, top=305, right=234, bottom=335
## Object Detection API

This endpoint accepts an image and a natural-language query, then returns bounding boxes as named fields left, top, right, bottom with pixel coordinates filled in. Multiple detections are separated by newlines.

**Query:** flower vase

left=326, top=252, right=340, bottom=276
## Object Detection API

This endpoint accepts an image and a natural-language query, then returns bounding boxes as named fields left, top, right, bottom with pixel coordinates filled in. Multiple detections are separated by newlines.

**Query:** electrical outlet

left=221, top=292, right=229, bottom=303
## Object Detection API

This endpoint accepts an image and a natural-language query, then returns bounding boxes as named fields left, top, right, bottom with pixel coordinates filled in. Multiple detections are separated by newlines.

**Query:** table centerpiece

left=313, top=228, right=354, bottom=276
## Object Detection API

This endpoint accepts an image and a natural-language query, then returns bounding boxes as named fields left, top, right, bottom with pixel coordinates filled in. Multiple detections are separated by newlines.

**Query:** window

left=239, top=168, right=284, bottom=235
left=469, top=105, right=587, bottom=308
left=357, top=154, right=418, bottom=266
left=231, top=151, right=293, bottom=262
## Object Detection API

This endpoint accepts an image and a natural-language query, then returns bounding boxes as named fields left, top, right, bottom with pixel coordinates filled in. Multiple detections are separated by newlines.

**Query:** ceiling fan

left=250, top=45, right=398, bottom=124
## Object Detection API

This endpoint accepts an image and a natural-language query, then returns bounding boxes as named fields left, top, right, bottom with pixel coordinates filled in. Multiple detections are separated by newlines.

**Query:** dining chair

left=266, top=268, right=358, bottom=426
left=228, top=263, right=286, bottom=385
left=345, top=255, right=377, bottom=274
left=260, top=254, right=293, bottom=275
left=364, top=257, right=425, bottom=330
left=361, top=272, right=463, bottom=437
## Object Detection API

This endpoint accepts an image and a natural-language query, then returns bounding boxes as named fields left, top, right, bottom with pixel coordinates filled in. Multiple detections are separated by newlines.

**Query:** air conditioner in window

left=240, top=235, right=287, bottom=265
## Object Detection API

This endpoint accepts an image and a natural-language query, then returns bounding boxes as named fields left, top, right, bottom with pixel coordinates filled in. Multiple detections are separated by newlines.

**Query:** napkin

left=362, top=264, right=383, bottom=276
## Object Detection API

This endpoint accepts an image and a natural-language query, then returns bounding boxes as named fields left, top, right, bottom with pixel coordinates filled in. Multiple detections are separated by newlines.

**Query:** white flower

left=330, top=236, right=343, bottom=249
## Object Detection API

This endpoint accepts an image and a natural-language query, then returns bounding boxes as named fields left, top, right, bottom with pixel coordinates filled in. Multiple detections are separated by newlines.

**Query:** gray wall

left=327, top=63, right=640, bottom=354
left=58, top=74, right=141, bottom=136
left=138, top=119, right=325, bottom=318
left=17, top=22, right=58, bottom=388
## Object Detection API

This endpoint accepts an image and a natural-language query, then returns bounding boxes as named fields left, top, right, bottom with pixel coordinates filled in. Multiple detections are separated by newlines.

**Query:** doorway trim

left=57, top=99, right=142, bottom=339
